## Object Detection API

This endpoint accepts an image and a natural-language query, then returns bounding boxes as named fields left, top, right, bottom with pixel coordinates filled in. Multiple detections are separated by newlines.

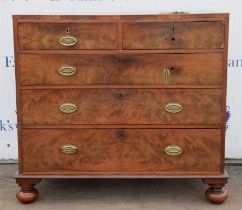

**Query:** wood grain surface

left=123, top=21, right=225, bottom=49
left=21, top=128, right=222, bottom=174
left=18, top=53, right=223, bottom=85
left=13, top=13, right=229, bottom=22
left=20, top=89, right=223, bottom=125
left=18, top=22, right=118, bottom=50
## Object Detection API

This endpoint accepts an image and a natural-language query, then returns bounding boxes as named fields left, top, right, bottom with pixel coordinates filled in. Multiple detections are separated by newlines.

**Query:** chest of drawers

left=13, top=13, right=229, bottom=204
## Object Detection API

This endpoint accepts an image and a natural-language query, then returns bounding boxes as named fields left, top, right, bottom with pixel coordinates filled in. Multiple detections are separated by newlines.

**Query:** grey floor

left=0, top=164, right=241, bottom=210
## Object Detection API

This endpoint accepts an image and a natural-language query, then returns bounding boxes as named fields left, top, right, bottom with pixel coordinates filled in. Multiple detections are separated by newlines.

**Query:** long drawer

left=18, top=53, right=224, bottom=86
left=21, top=89, right=223, bottom=126
left=21, top=128, right=222, bottom=174
left=123, top=21, right=225, bottom=49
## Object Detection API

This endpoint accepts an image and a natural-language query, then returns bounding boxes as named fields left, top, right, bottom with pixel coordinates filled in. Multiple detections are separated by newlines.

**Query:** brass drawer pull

left=162, top=67, right=171, bottom=85
left=165, top=102, right=183, bottom=114
left=59, top=103, right=77, bottom=114
left=61, top=144, right=78, bottom=154
left=59, top=35, right=78, bottom=46
left=58, top=66, right=76, bottom=76
left=165, top=145, right=183, bottom=156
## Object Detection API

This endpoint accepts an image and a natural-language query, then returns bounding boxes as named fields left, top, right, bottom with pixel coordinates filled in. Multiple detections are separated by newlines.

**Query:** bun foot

left=202, top=178, right=228, bottom=204
left=205, top=187, right=228, bottom=204
left=16, top=188, right=39, bottom=204
left=16, top=178, right=41, bottom=204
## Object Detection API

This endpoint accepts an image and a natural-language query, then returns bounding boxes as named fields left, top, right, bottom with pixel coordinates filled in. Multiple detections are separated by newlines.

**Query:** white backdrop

left=0, top=0, right=241, bottom=160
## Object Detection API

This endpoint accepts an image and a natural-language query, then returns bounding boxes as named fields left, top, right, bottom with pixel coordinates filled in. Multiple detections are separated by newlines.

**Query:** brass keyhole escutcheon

left=162, top=67, right=172, bottom=85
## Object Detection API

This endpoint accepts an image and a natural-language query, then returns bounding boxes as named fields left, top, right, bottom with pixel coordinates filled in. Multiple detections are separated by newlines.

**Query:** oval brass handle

left=61, top=144, right=78, bottom=154
left=162, top=67, right=171, bottom=85
left=58, top=66, right=76, bottom=76
left=59, top=103, right=77, bottom=114
left=59, top=35, right=78, bottom=47
left=165, top=102, right=183, bottom=114
left=164, top=145, right=183, bottom=156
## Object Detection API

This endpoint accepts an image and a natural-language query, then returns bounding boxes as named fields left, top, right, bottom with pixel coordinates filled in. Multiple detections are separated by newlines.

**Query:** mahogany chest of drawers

left=13, top=13, right=229, bottom=204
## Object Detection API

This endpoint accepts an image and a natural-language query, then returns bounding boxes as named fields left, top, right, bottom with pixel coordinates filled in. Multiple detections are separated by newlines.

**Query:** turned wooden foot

left=202, top=178, right=228, bottom=204
left=16, top=178, right=41, bottom=204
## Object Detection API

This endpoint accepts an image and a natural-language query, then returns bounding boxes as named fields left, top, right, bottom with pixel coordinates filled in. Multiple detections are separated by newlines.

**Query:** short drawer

left=18, top=53, right=223, bottom=86
left=123, top=21, right=224, bottom=49
left=17, top=22, right=118, bottom=50
left=21, top=89, right=222, bottom=125
left=21, top=128, right=222, bottom=174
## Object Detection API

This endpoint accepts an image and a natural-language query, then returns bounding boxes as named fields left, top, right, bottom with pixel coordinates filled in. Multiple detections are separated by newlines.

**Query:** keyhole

left=118, top=130, right=126, bottom=139
left=171, top=37, right=176, bottom=41
left=66, top=28, right=70, bottom=33
left=172, top=26, right=175, bottom=32
left=119, top=93, right=124, bottom=99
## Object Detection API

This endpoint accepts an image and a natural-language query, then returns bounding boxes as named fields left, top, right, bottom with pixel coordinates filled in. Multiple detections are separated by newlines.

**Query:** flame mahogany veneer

left=13, top=14, right=229, bottom=204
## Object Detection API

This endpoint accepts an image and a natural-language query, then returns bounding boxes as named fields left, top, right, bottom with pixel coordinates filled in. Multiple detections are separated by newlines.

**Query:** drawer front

left=19, top=53, right=223, bottom=86
left=22, top=129, right=222, bottom=174
left=123, top=21, right=224, bottom=49
left=21, top=89, right=222, bottom=125
left=18, top=22, right=118, bottom=50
